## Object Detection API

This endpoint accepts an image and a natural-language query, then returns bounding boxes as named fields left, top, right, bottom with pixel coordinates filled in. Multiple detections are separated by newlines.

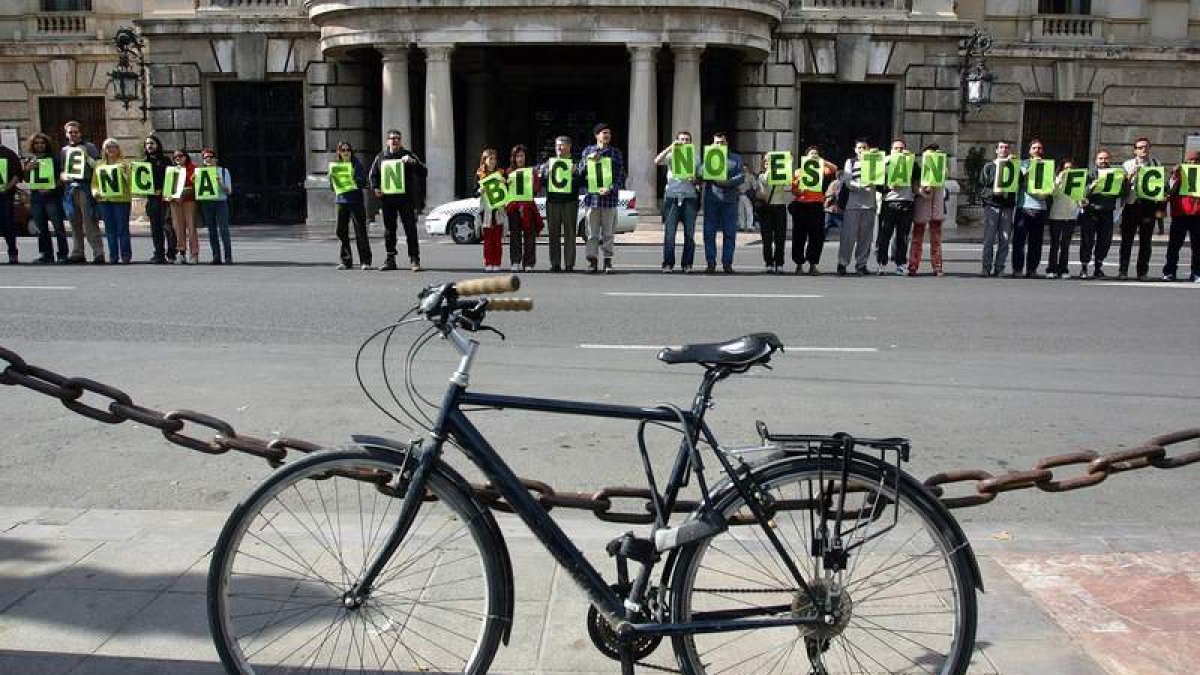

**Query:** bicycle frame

left=356, top=327, right=825, bottom=639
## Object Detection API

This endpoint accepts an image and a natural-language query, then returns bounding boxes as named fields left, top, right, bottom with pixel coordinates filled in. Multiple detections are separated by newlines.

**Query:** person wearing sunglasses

left=368, top=130, right=427, bottom=271
left=197, top=148, right=233, bottom=264
left=329, top=141, right=373, bottom=270
left=1119, top=137, right=1162, bottom=280
left=165, top=149, right=199, bottom=264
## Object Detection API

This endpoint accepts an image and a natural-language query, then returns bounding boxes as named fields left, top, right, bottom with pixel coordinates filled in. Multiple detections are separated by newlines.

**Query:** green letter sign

left=586, top=157, right=614, bottom=194
left=1180, top=164, right=1200, bottom=197
left=193, top=166, right=221, bottom=201
left=920, top=151, right=947, bottom=188
left=766, top=152, right=794, bottom=187
left=129, top=161, right=155, bottom=196
left=1027, top=159, right=1056, bottom=196
left=796, top=156, right=823, bottom=191
left=27, top=158, right=55, bottom=191
left=380, top=159, right=406, bottom=195
left=886, top=152, right=914, bottom=188
left=671, top=143, right=696, bottom=180
left=163, top=165, right=185, bottom=199
left=479, top=171, right=508, bottom=209
left=1133, top=165, right=1166, bottom=202
left=0, top=158, right=6, bottom=186
left=63, top=147, right=87, bottom=181
left=861, top=150, right=885, bottom=186
left=700, top=144, right=728, bottom=182
left=1060, top=169, right=1089, bottom=203
left=507, top=168, right=533, bottom=202
left=547, top=158, right=573, bottom=194
left=995, top=158, right=1021, bottom=193
left=328, top=162, right=356, bottom=195
left=1094, top=168, right=1126, bottom=197
left=95, top=164, right=124, bottom=199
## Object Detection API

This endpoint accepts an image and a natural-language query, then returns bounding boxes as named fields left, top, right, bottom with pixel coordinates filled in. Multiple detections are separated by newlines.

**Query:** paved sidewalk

left=6, top=505, right=1193, bottom=674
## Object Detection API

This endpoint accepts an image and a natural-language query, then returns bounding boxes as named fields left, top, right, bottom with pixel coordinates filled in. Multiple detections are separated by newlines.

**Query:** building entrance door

left=1022, top=100, right=1092, bottom=165
left=214, top=81, right=306, bottom=224
left=39, top=97, right=106, bottom=149
left=799, top=83, right=894, bottom=166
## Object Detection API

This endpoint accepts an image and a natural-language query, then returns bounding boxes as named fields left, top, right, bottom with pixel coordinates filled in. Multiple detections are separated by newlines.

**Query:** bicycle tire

left=208, top=446, right=507, bottom=674
left=669, top=456, right=977, bottom=675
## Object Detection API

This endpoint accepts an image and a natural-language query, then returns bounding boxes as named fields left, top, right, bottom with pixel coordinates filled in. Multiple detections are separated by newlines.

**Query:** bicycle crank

left=586, top=585, right=663, bottom=662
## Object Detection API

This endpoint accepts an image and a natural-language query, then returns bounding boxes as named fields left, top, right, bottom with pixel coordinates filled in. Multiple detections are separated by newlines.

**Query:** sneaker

left=190, top=254, right=199, bottom=264
left=149, top=256, right=166, bottom=265
left=511, top=264, right=520, bottom=272
left=934, top=270, right=945, bottom=277
left=1077, top=269, right=1090, bottom=279
left=705, top=263, right=716, bottom=274
left=361, top=263, right=375, bottom=271
left=1162, top=274, right=1176, bottom=282
left=380, top=257, right=398, bottom=271
left=410, top=261, right=422, bottom=272
left=681, top=266, right=691, bottom=274
left=722, top=264, right=734, bottom=274
left=35, top=255, right=53, bottom=264
left=1193, top=275, right=1200, bottom=283
left=808, top=264, right=819, bottom=276
left=177, top=255, right=189, bottom=265
left=836, top=265, right=847, bottom=276
left=1093, top=267, right=1106, bottom=278
left=336, top=263, right=348, bottom=270
left=877, top=268, right=887, bottom=276
left=603, top=258, right=613, bottom=274
left=522, top=265, right=533, bottom=273
left=895, top=265, right=907, bottom=276
left=662, top=264, right=673, bottom=274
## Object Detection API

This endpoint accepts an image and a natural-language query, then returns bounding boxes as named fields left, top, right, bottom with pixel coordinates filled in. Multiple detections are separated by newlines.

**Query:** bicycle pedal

left=606, top=533, right=658, bottom=565
left=654, top=511, right=727, bottom=551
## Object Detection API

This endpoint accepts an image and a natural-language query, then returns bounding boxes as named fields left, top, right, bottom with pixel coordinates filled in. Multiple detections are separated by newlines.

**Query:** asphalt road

left=2, top=234, right=1198, bottom=536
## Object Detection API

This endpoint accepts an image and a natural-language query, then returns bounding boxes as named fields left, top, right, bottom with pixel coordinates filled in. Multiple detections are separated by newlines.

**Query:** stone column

left=380, top=47, right=411, bottom=140
left=671, top=45, right=702, bottom=140
left=422, top=44, right=456, bottom=209
left=627, top=44, right=659, bottom=214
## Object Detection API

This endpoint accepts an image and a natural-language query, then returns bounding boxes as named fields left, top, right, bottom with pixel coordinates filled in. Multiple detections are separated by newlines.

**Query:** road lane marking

left=579, top=344, right=877, bottom=353
left=1093, top=282, right=1198, bottom=289
left=603, top=292, right=823, bottom=299
left=0, top=286, right=77, bottom=290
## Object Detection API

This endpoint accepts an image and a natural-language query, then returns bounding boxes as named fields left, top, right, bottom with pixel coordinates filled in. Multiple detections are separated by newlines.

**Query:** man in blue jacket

left=701, top=132, right=744, bottom=274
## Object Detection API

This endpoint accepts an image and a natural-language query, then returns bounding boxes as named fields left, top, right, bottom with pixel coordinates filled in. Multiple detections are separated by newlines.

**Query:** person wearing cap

left=576, top=122, right=626, bottom=274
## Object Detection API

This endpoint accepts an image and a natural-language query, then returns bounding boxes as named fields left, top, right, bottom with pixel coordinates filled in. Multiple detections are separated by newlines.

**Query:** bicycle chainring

left=585, top=585, right=663, bottom=662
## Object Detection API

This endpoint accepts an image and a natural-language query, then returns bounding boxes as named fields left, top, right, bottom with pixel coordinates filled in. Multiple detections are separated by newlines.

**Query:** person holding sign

left=754, top=152, right=794, bottom=273
left=504, top=145, right=542, bottom=272
left=1163, top=150, right=1200, bottom=282
left=1119, top=137, right=1163, bottom=280
left=837, top=139, right=877, bottom=275
left=876, top=139, right=919, bottom=276
left=1046, top=159, right=1084, bottom=279
left=89, top=139, right=133, bottom=264
left=576, top=122, right=625, bottom=274
left=1013, top=139, right=1052, bottom=278
left=700, top=132, right=744, bottom=274
left=654, top=130, right=700, bottom=273
left=789, top=146, right=835, bottom=275
left=141, top=136, right=175, bottom=263
left=539, top=135, right=581, bottom=272
left=165, top=149, right=199, bottom=264
left=475, top=148, right=507, bottom=272
left=196, top=148, right=233, bottom=265
left=59, top=120, right=104, bottom=263
left=977, top=141, right=1017, bottom=276
left=1077, top=149, right=1122, bottom=278
left=0, top=138, right=24, bottom=263
left=328, top=141, right=373, bottom=270
left=23, top=132, right=68, bottom=263
left=369, top=129, right=428, bottom=272
left=909, top=144, right=947, bottom=276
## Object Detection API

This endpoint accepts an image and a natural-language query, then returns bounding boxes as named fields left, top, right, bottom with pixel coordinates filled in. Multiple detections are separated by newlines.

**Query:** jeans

left=788, top=201, right=824, bottom=267
left=1, top=192, right=18, bottom=260
left=200, top=200, right=233, bottom=262
left=98, top=201, right=132, bottom=262
left=1012, top=207, right=1048, bottom=275
left=31, top=195, right=69, bottom=260
left=380, top=196, right=420, bottom=263
left=702, top=195, right=738, bottom=266
left=981, top=205, right=1014, bottom=275
left=336, top=201, right=371, bottom=266
left=824, top=211, right=843, bottom=233
left=1078, top=209, right=1114, bottom=269
left=662, top=196, right=698, bottom=269
left=758, top=203, right=787, bottom=267
left=1163, top=214, right=1199, bottom=279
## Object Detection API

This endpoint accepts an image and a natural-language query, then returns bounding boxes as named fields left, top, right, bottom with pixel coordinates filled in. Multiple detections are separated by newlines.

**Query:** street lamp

left=107, top=26, right=147, bottom=121
left=959, top=28, right=994, bottom=121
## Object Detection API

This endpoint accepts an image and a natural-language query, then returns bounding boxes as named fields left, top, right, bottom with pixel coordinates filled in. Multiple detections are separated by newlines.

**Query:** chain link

left=3, top=346, right=1199, bottom=521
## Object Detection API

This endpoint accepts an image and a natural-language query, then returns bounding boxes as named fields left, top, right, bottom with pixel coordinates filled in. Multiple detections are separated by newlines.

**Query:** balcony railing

left=29, top=11, right=93, bottom=37
left=1032, top=14, right=1103, bottom=43
left=199, top=0, right=298, bottom=7
left=798, top=0, right=911, bottom=10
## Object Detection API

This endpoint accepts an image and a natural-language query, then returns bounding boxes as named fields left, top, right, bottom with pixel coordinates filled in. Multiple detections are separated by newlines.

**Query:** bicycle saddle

left=657, top=333, right=783, bottom=366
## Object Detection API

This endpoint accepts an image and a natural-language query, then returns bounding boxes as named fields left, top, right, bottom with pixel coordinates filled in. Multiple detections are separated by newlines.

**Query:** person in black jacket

left=142, top=135, right=175, bottom=263
left=369, top=129, right=428, bottom=271
left=978, top=140, right=1017, bottom=276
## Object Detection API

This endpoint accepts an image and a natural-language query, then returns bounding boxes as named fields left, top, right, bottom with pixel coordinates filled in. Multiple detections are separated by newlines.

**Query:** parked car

left=424, top=190, right=638, bottom=244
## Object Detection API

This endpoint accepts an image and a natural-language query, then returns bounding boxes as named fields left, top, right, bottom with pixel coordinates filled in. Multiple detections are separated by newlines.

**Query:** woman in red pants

left=475, top=148, right=506, bottom=272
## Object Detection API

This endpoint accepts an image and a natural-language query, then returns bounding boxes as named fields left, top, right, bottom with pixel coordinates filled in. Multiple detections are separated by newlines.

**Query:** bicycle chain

left=3, top=346, right=1199, bottom=521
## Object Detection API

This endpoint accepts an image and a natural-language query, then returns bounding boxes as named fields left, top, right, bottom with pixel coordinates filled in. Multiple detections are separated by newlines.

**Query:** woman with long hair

left=504, top=144, right=542, bottom=271
left=165, top=149, right=199, bottom=264
left=142, top=135, right=175, bottom=263
left=90, top=138, right=133, bottom=264
left=475, top=148, right=506, bottom=271
left=23, top=132, right=68, bottom=263
left=330, top=140, right=372, bottom=270
left=197, top=147, right=234, bottom=264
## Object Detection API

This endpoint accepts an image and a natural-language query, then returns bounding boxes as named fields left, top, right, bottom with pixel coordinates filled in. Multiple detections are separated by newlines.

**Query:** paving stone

left=46, top=539, right=210, bottom=592
left=0, top=589, right=157, bottom=654
left=91, top=592, right=216, bottom=662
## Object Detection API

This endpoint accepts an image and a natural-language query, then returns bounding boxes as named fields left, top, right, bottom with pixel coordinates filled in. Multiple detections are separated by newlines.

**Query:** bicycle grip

left=487, top=297, right=534, bottom=312
left=455, top=275, right=520, bottom=297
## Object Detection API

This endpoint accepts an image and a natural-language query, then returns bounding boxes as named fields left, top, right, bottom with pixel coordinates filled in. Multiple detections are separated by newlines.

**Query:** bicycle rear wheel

left=208, top=447, right=507, bottom=674
left=670, top=456, right=977, bottom=674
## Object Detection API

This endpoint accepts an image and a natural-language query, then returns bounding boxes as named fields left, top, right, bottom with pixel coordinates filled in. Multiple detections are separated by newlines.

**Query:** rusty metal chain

left=4, top=346, right=1199, bottom=523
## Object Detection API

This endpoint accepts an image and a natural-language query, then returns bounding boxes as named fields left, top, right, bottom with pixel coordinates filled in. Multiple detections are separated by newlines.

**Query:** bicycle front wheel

left=208, top=447, right=507, bottom=674
left=670, top=457, right=977, bottom=675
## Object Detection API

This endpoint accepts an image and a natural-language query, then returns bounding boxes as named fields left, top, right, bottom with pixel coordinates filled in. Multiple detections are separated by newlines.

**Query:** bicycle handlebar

left=455, top=275, right=520, bottom=297
left=485, top=297, right=534, bottom=312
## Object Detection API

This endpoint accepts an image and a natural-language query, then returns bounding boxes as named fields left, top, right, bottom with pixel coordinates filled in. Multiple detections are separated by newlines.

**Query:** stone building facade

left=126, top=0, right=1200, bottom=226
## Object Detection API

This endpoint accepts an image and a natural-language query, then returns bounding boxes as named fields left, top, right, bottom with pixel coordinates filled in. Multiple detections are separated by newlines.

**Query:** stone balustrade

left=798, top=0, right=910, bottom=11
left=30, top=12, right=92, bottom=37
left=1031, top=14, right=1104, bottom=43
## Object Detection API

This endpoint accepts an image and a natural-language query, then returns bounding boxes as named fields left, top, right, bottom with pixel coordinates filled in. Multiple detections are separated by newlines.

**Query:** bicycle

left=207, top=275, right=983, bottom=674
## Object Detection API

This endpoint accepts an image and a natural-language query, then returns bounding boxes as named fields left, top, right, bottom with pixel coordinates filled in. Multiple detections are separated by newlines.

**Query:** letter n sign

left=381, top=159, right=406, bottom=195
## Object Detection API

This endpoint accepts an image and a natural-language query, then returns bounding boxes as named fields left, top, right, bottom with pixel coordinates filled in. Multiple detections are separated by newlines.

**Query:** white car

left=424, top=190, right=638, bottom=244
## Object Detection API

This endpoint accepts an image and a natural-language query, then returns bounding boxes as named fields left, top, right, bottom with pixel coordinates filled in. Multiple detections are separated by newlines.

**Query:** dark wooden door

left=214, top=81, right=306, bottom=224
left=39, top=96, right=106, bottom=150
left=799, top=83, right=894, bottom=168
left=1022, top=101, right=1092, bottom=165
